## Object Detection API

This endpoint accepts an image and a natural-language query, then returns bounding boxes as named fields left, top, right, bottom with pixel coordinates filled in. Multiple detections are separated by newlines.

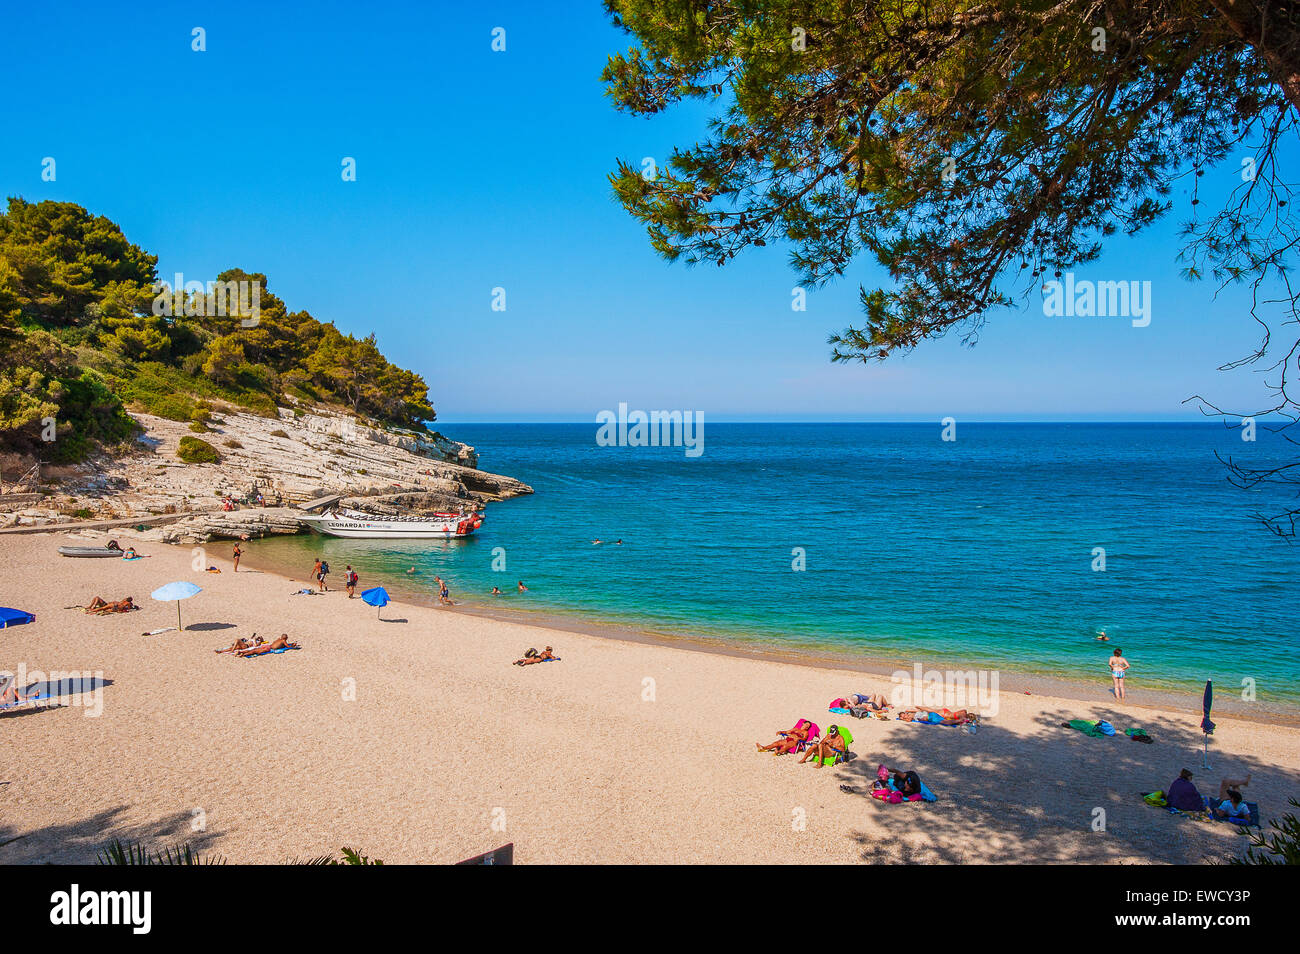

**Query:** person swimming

left=517, top=581, right=528, bottom=592
left=490, top=586, right=503, bottom=595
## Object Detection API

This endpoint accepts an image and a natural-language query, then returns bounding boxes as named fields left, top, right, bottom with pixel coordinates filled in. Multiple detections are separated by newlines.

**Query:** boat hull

left=297, top=514, right=480, bottom=539
left=57, top=547, right=125, bottom=558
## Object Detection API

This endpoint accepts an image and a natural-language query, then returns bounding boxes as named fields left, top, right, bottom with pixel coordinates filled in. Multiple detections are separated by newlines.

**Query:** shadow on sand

left=825, top=703, right=1298, bottom=864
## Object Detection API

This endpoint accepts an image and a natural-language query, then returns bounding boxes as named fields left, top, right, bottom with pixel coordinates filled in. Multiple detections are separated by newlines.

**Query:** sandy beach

left=3, top=530, right=1297, bottom=865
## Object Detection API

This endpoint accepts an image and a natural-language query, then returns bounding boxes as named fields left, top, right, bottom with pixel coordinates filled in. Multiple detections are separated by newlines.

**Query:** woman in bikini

left=514, top=646, right=558, bottom=666
left=215, top=636, right=264, bottom=654
left=85, top=596, right=137, bottom=615
left=236, top=635, right=300, bottom=657
left=757, top=721, right=811, bottom=754
left=1108, top=648, right=1130, bottom=700
left=898, top=706, right=976, bottom=725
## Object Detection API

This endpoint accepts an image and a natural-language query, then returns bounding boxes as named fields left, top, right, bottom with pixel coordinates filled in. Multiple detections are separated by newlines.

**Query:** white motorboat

left=297, top=508, right=483, bottom=539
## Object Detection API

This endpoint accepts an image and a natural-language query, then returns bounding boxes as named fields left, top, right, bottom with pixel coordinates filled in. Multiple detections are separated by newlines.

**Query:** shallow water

left=246, top=422, right=1300, bottom=709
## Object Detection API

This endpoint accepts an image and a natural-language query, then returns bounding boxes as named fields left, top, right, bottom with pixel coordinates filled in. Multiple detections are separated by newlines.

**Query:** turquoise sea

left=246, top=423, right=1300, bottom=709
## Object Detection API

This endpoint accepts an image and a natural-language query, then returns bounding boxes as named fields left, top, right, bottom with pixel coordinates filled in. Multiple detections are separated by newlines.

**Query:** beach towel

left=828, top=707, right=851, bottom=715
left=242, top=647, right=295, bottom=658
left=1065, top=719, right=1106, bottom=737
left=1203, top=797, right=1260, bottom=827
left=1065, top=719, right=1143, bottom=739
left=1, top=693, right=48, bottom=711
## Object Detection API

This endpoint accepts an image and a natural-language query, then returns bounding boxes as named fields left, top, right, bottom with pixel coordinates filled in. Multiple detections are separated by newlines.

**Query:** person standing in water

left=1108, top=648, right=1130, bottom=700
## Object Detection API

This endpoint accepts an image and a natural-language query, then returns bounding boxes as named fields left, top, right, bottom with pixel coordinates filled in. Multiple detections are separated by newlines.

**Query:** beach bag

left=320, top=561, right=329, bottom=575
left=849, top=706, right=870, bottom=719
left=1143, top=791, right=1167, bottom=808
left=1097, top=720, right=1116, bottom=736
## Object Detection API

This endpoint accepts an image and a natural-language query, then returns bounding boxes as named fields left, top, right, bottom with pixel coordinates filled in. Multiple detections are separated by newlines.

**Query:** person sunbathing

left=800, top=725, right=847, bottom=767
left=890, top=769, right=924, bottom=797
left=215, top=636, right=264, bottom=654
left=514, top=646, right=558, bottom=666
left=757, top=723, right=810, bottom=754
left=1, top=677, right=31, bottom=706
left=1211, top=784, right=1252, bottom=821
left=236, top=635, right=299, bottom=657
left=898, top=706, right=976, bottom=725
left=846, top=692, right=891, bottom=711
left=85, top=596, right=137, bottom=614
left=1208, top=775, right=1253, bottom=820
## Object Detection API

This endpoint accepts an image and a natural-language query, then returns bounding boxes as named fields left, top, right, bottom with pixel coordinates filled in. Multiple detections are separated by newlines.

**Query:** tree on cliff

left=603, top=0, right=1300, bottom=531
left=0, top=199, right=437, bottom=460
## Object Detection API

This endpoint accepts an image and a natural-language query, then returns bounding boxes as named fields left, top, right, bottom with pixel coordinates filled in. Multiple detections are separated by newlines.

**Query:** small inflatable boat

left=57, top=546, right=125, bottom=558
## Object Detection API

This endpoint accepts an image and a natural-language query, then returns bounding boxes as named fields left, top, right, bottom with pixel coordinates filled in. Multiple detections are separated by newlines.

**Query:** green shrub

left=1232, top=797, right=1300, bottom=865
left=177, top=436, right=220, bottom=464
left=189, top=421, right=210, bottom=433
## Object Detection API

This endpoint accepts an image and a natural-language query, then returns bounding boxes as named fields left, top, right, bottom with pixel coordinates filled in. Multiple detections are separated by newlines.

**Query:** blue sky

left=1, top=1, right=1291, bottom=422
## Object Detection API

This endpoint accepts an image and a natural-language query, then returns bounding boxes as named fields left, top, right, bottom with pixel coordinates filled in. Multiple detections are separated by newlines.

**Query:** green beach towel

left=1067, top=719, right=1105, bottom=737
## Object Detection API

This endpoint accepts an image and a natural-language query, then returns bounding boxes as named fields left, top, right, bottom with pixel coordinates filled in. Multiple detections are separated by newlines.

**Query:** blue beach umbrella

left=361, top=586, right=390, bottom=619
left=150, top=581, right=202, bottom=630
left=0, top=607, right=36, bottom=628
left=1200, top=680, right=1215, bottom=768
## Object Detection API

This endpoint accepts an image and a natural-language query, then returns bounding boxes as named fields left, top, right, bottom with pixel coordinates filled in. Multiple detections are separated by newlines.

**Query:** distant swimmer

left=1096, top=630, right=1110, bottom=642
left=615, top=539, right=623, bottom=545
left=517, top=581, right=528, bottom=592
left=592, top=539, right=602, bottom=545
left=490, top=586, right=503, bottom=595
left=407, top=566, right=417, bottom=575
